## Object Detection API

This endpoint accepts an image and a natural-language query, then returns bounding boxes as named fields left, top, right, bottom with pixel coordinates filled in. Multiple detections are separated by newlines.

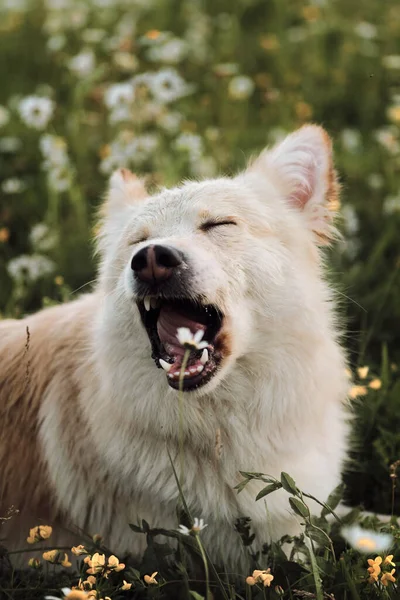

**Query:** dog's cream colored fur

left=0, top=125, right=349, bottom=568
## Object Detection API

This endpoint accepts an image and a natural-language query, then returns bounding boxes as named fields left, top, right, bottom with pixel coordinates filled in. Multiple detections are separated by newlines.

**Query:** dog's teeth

left=160, top=359, right=171, bottom=372
left=168, top=373, right=174, bottom=378
left=184, top=371, right=190, bottom=377
left=197, top=364, right=204, bottom=373
left=200, top=349, right=208, bottom=365
left=144, top=296, right=151, bottom=311
left=189, top=367, right=197, bottom=374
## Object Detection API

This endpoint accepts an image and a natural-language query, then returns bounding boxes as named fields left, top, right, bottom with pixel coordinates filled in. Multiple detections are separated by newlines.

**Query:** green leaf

left=129, top=523, right=144, bottom=534
left=289, top=497, right=309, bottom=518
left=280, top=472, right=298, bottom=494
left=321, top=484, right=345, bottom=517
left=189, top=592, right=205, bottom=600
left=256, top=482, right=282, bottom=500
left=306, top=526, right=331, bottom=547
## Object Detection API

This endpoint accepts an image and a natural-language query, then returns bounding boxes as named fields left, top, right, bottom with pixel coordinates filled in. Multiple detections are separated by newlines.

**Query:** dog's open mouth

left=137, top=298, right=224, bottom=390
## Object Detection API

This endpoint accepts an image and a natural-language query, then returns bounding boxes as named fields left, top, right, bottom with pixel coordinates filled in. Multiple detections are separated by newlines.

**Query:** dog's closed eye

left=200, top=219, right=238, bottom=232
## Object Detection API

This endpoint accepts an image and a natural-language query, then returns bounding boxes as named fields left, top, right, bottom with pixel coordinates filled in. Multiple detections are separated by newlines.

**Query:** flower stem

left=195, top=532, right=211, bottom=600
left=178, top=350, right=190, bottom=488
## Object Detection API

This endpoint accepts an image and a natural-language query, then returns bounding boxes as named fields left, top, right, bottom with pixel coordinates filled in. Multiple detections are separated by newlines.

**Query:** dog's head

left=96, top=125, right=339, bottom=394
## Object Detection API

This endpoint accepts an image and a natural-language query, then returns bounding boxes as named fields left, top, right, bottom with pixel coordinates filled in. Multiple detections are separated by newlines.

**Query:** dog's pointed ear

left=247, top=125, right=340, bottom=245
left=102, top=168, right=148, bottom=216
left=95, top=168, right=148, bottom=252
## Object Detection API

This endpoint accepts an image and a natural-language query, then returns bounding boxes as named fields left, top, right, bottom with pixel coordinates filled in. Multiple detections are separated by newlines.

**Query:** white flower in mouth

left=177, top=517, right=208, bottom=536
left=176, top=327, right=208, bottom=351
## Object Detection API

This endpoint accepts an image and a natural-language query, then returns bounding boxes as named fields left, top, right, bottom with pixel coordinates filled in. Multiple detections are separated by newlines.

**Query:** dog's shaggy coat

left=0, top=125, right=349, bottom=568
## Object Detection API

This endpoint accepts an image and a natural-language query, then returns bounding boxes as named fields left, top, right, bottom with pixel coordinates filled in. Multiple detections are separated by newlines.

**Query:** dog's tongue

left=157, top=305, right=205, bottom=358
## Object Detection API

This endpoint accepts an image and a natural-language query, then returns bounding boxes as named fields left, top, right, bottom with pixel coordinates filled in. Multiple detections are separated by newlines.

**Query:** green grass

left=1, top=0, right=400, bottom=597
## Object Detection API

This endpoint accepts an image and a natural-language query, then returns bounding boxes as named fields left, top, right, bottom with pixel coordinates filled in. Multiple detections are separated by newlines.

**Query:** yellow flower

left=302, top=5, right=320, bottom=21
left=107, top=555, right=125, bottom=572
left=54, top=275, right=64, bottom=286
left=28, top=557, right=41, bottom=568
left=0, top=227, right=10, bottom=243
left=384, top=554, right=396, bottom=567
left=246, top=569, right=274, bottom=587
left=381, top=568, right=396, bottom=586
left=367, top=556, right=382, bottom=576
left=349, top=385, right=368, bottom=399
left=260, top=34, right=280, bottom=51
left=368, top=572, right=379, bottom=584
left=357, top=366, right=369, bottom=379
left=42, top=550, right=59, bottom=563
left=144, top=571, right=158, bottom=584
left=72, top=544, right=88, bottom=556
left=85, top=552, right=106, bottom=574
left=145, top=29, right=160, bottom=40
left=27, top=525, right=52, bottom=544
left=387, top=106, right=400, bottom=124
left=60, top=553, right=72, bottom=568
left=369, top=378, right=382, bottom=390
left=65, top=591, right=90, bottom=600
left=121, top=580, right=132, bottom=590
left=295, top=101, right=313, bottom=121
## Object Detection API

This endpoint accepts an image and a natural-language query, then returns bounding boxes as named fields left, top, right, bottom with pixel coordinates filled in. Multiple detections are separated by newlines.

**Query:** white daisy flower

left=68, top=49, right=95, bottom=78
left=2, top=178, right=26, bottom=194
left=148, top=68, right=194, bottom=104
left=104, top=82, right=135, bottom=110
left=30, top=223, right=57, bottom=252
left=176, top=328, right=208, bottom=350
left=174, top=132, right=203, bottom=162
left=228, top=75, right=255, bottom=100
left=18, top=96, right=54, bottom=130
left=177, top=517, right=208, bottom=536
left=341, top=525, right=393, bottom=553
left=7, top=254, right=55, bottom=282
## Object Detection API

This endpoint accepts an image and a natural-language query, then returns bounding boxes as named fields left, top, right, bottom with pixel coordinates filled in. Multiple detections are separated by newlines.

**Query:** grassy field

left=1, top=0, right=400, bottom=598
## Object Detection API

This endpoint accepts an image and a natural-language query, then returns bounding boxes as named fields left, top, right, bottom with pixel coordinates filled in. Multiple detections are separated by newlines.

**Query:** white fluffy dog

left=0, top=125, right=349, bottom=568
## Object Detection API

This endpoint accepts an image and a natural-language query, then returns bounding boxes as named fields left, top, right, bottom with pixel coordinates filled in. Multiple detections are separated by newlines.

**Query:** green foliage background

left=1, top=0, right=400, bottom=524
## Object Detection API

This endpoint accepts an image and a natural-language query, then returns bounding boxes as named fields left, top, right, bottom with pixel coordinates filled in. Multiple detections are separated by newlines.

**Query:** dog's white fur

left=0, top=125, right=349, bottom=569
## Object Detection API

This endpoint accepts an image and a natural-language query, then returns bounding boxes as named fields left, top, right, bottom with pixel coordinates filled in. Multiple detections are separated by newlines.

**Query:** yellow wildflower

left=42, top=550, right=59, bottom=563
left=27, top=525, right=52, bottom=544
left=367, top=556, right=382, bottom=577
left=302, top=5, right=320, bottom=21
left=295, top=101, right=313, bottom=121
left=28, top=557, right=41, bottom=568
left=246, top=569, right=274, bottom=587
left=369, top=378, right=382, bottom=390
left=85, top=552, right=106, bottom=574
left=145, top=30, right=160, bottom=40
left=54, top=275, right=64, bottom=286
left=387, top=106, right=400, bottom=124
left=349, top=385, right=368, bottom=399
left=65, top=592, right=89, bottom=600
left=381, top=568, right=396, bottom=586
left=107, top=555, right=125, bottom=572
left=144, top=571, right=158, bottom=584
left=121, top=580, right=132, bottom=590
left=260, top=34, right=280, bottom=51
left=72, top=544, right=88, bottom=556
left=42, top=550, right=70, bottom=566
left=0, top=227, right=10, bottom=243
left=357, top=366, right=369, bottom=379
left=384, top=554, right=396, bottom=567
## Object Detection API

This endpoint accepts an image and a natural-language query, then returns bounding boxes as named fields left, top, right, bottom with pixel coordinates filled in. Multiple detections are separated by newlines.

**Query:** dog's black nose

left=131, top=244, right=183, bottom=283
